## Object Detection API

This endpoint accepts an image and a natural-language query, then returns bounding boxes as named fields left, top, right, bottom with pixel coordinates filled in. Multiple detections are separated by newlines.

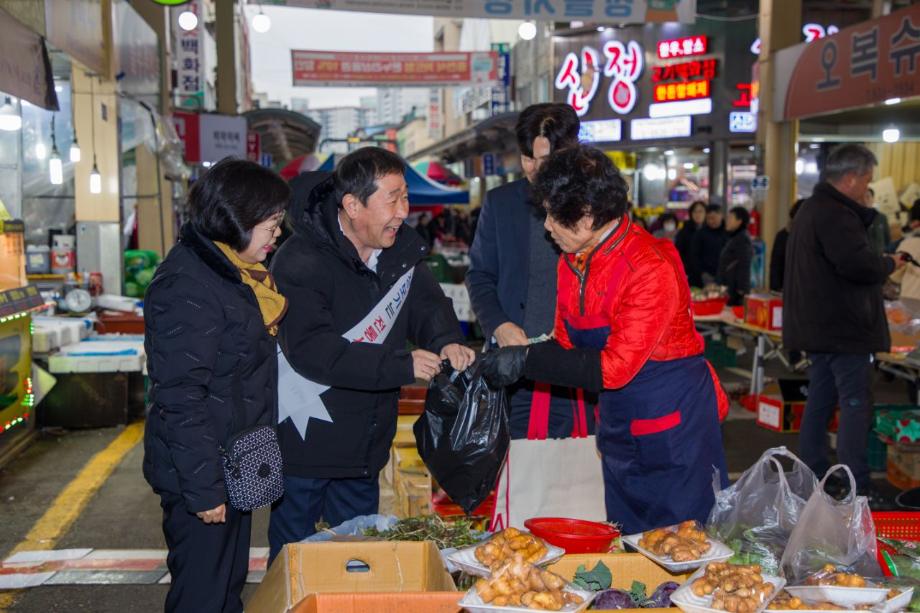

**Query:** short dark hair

left=688, top=200, right=707, bottom=216
left=533, top=145, right=629, bottom=230
left=516, top=103, right=580, bottom=158
left=706, top=204, right=723, bottom=215
left=822, top=144, right=878, bottom=183
left=729, top=206, right=750, bottom=228
left=189, top=158, right=290, bottom=252
left=333, top=147, right=406, bottom=207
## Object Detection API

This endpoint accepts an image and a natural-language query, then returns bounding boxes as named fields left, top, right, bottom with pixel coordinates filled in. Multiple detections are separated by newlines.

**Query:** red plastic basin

left=524, top=517, right=620, bottom=554
left=692, top=297, right=728, bottom=317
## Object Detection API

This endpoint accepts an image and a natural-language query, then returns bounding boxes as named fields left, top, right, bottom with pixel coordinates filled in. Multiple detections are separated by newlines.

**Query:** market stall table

left=876, top=351, right=920, bottom=405
left=723, top=319, right=792, bottom=397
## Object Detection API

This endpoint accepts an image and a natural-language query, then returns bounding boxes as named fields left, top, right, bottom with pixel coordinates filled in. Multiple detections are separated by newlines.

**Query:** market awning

left=407, top=112, right=519, bottom=164
left=773, top=3, right=920, bottom=121
left=0, top=7, right=58, bottom=110
left=243, top=108, right=321, bottom=167
left=413, top=160, right=464, bottom=186
left=318, top=154, right=469, bottom=205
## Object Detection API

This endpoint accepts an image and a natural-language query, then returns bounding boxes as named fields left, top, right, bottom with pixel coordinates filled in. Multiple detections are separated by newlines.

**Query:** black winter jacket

left=691, top=225, right=728, bottom=282
left=675, top=222, right=701, bottom=286
left=770, top=228, right=790, bottom=292
left=271, top=172, right=463, bottom=479
left=143, top=224, right=278, bottom=513
left=783, top=182, right=895, bottom=354
left=718, top=229, right=753, bottom=306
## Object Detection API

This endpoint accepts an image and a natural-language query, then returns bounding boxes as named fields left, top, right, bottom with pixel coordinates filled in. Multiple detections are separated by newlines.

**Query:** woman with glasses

left=143, top=158, right=290, bottom=612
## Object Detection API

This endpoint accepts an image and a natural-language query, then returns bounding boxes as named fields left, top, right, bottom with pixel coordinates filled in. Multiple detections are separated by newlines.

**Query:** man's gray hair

left=822, top=144, right=878, bottom=183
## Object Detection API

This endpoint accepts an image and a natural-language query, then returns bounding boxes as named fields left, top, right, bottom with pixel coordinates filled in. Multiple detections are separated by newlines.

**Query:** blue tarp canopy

left=318, top=154, right=469, bottom=205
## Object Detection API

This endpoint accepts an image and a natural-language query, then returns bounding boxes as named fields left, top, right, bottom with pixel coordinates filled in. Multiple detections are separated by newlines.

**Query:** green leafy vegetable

left=573, top=561, right=613, bottom=591
left=629, top=580, right=648, bottom=604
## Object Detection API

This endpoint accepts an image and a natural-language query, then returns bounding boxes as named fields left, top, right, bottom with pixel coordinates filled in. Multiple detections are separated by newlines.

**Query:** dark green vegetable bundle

left=362, top=515, right=482, bottom=550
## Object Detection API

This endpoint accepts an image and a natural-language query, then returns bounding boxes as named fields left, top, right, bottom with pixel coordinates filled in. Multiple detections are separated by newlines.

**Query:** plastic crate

left=872, top=511, right=920, bottom=576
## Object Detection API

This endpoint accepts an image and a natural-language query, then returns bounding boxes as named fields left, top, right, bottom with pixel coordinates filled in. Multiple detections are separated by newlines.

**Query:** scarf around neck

left=214, top=241, right=288, bottom=336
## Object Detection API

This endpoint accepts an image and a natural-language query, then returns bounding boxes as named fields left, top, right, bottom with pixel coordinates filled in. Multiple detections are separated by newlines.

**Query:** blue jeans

left=799, top=353, right=874, bottom=490
left=268, top=474, right=379, bottom=564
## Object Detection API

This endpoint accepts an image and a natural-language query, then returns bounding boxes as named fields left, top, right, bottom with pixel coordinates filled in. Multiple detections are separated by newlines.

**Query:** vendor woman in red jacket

left=482, top=145, right=729, bottom=534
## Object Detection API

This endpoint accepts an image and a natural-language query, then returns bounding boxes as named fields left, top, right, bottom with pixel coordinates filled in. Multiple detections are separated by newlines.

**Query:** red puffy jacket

left=554, top=219, right=710, bottom=391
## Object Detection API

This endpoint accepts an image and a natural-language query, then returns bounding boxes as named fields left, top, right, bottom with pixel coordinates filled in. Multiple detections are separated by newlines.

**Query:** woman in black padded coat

left=143, top=159, right=290, bottom=613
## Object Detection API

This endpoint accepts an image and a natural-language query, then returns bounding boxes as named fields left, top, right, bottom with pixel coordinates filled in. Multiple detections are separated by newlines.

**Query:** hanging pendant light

left=88, top=75, right=101, bottom=194
left=252, top=4, right=271, bottom=33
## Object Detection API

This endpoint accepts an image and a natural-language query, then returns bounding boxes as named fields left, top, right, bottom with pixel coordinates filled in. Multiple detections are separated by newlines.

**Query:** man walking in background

left=784, top=144, right=905, bottom=506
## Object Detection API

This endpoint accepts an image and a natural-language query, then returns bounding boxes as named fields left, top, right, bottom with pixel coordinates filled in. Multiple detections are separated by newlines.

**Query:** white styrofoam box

left=93, top=294, right=140, bottom=313
left=49, top=338, right=146, bottom=373
left=32, top=317, right=95, bottom=353
left=440, top=283, right=477, bottom=323
left=32, top=327, right=62, bottom=354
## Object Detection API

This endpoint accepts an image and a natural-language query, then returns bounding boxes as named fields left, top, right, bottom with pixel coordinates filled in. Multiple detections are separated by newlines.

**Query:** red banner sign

left=651, top=58, right=717, bottom=82
left=656, top=35, right=708, bottom=59
left=290, top=50, right=498, bottom=86
left=653, top=79, right=710, bottom=102
left=782, top=4, right=920, bottom=119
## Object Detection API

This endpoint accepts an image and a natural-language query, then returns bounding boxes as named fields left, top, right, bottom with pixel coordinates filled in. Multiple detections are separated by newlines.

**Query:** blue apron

left=565, top=320, right=728, bottom=534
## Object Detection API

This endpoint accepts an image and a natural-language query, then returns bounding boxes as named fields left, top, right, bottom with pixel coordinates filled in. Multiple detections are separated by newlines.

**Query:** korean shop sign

left=291, top=50, right=499, bottom=86
left=778, top=3, right=920, bottom=120
left=554, top=41, right=644, bottom=116
left=275, top=0, right=698, bottom=24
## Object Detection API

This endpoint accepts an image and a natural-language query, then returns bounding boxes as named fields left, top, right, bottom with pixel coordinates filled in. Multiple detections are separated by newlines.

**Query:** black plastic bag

left=413, top=361, right=509, bottom=515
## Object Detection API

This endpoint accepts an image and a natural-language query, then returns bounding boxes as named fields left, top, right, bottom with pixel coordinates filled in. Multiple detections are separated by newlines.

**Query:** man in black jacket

left=784, top=144, right=905, bottom=503
left=467, top=103, right=592, bottom=438
left=268, top=148, right=473, bottom=562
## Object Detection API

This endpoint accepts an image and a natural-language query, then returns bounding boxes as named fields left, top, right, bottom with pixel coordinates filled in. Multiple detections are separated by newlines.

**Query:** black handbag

left=220, top=377, right=284, bottom=511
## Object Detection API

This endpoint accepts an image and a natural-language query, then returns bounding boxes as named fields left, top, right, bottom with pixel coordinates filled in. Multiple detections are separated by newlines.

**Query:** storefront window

left=21, top=83, right=76, bottom=247
left=0, top=93, right=21, bottom=219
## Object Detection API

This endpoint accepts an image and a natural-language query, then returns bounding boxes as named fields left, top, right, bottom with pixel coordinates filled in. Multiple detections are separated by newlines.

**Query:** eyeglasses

left=255, top=214, right=285, bottom=233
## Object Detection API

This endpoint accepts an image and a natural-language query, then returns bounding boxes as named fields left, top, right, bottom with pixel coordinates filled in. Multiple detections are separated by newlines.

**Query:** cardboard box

left=547, top=553, right=689, bottom=613
left=756, top=380, right=808, bottom=432
left=293, top=593, right=461, bottom=613
left=246, top=541, right=456, bottom=613
left=744, top=294, right=783, bottom=331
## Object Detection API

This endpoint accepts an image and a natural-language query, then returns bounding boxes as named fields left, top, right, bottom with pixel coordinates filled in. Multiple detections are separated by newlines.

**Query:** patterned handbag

left=220, top=377, right=284, bottom=511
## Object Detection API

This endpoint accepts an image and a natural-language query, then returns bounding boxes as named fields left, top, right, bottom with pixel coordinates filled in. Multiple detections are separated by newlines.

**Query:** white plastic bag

left=780, top=464, right=881, bottom=583
left=708, top=446, right=818, bottom=574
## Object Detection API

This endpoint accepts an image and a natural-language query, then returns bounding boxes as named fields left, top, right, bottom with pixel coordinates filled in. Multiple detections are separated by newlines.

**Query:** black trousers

left=268, top=474, right=379, bottom=564
left=160, top=492, right=251, bottom=613
left=799, top=352, right=874, bottom=490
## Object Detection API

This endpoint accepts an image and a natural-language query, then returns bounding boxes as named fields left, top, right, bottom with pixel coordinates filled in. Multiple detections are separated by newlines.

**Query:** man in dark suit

left=467, top=103, right=591, bottom=438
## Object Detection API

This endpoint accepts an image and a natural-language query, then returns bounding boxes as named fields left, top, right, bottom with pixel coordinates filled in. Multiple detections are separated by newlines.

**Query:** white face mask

left=664, top=221, right=677, bottom=232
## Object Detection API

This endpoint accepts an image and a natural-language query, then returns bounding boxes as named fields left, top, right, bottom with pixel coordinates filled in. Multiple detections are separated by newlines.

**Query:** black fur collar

left=179, top=223, right=242, bottom=285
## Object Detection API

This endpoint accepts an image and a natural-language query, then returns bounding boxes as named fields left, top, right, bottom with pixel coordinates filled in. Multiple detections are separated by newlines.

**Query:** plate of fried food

left=622, top=520, right=735, bottom=572
left=458, top=553, right=595, bottom=612
left=670, top=561, right=785, bottom=613
left=784, top=566, right=908, bottom=611
left=448, top=527, right=566, bottom=577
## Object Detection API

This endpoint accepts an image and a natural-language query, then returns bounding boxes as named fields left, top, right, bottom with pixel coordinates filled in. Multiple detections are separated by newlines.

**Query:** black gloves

left=478, top=346, right=528, bottom=388
left=478, top=341, right=603, bottom=393
left=524, top=341, right=603, bottom=394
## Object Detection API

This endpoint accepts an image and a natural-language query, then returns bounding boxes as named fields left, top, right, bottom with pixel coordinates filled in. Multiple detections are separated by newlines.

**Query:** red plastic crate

left=872, top=511, right=920, bottom=576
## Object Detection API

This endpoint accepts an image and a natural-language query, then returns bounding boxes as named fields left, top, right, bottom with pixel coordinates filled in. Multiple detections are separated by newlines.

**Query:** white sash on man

left=277, top=268, right=415, bottom=439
